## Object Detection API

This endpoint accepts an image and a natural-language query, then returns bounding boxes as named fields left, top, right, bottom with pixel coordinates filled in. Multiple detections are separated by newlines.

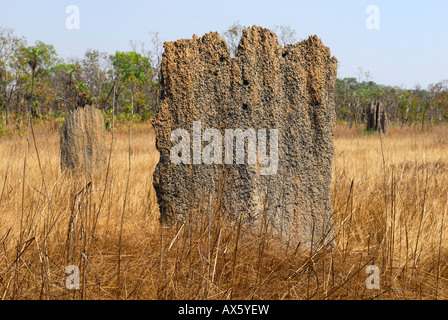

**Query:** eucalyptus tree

left=22, top=41, right=58, bottom=116
left=0, top=28, right=25, bottom=124
left=110, top=51, right=153, bottom=118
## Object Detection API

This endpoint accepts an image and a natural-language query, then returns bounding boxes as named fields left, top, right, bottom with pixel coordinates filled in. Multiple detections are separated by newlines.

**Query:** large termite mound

left=60, top=105, right=107, bottom=175
left=153, top=26, right=338, bottom=248
left=366, top=100, right=387, bottom=134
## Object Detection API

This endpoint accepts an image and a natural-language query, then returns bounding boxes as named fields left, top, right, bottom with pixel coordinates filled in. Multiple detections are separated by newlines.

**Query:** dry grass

left=0, top=121, right=448, bottom=300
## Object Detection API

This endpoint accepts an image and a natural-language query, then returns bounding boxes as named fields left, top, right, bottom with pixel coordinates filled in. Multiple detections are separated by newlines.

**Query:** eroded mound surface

left=153, top=26, right=338, bottom=247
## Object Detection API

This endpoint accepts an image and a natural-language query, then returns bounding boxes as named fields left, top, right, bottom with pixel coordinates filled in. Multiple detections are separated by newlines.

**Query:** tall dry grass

left=0, top=121, right=447, bottom=300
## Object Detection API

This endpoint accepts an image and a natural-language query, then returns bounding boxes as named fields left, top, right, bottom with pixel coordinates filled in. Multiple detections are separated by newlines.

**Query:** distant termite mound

left=366, top=100, right=387, bottom=134
left=153, top=26, right=338, bottom=248
left=60, top=105, right=107, bottom=175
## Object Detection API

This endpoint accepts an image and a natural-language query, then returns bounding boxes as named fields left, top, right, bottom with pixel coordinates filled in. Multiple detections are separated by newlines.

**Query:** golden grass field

left=0, top=121, right=447, bottom=300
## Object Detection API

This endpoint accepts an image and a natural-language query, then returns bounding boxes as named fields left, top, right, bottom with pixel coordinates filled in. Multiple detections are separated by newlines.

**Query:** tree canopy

left=0, top=26, right=447, bottom=133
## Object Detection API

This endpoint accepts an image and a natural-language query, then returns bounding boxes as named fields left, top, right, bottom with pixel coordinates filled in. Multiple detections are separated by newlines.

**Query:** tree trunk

left=2, top=82, right=9, bottom=125
left=30, top=68, right=36, bottom=117
left=5, top=94, right=9, bottom=125
left=421, top=110, right=426, bottom=132
left=366, top=101, right=387, bottom=134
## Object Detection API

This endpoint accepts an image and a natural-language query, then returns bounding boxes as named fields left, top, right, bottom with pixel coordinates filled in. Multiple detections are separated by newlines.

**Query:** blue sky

left=1, top=0, right=447, bottom=89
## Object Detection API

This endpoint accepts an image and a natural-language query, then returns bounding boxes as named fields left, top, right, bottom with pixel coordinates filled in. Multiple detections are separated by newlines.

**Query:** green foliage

left=336, top=73, right=448, bottom=129
left=0, top=117, right=5, bottom=137
left=1, top=27, right=447, bottom=135
left=24, top=41, right=58, bottom=76
left=109, top=51, right=154, bottom=117
left=111, top=51, right=152, bottom=84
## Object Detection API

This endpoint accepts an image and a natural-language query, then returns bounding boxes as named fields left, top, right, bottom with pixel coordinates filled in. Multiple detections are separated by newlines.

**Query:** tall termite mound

left=153, top=26, right=338, bottom=248
left=60, top=105, right=107, bottom=175
left=366, top=100, right=387, bottom=134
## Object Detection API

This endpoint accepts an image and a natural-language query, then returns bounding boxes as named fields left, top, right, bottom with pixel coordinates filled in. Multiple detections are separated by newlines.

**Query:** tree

left=110, top=51, right=153, bottom=118
left=0, top=28, right=25, bottom=124
left=129, top=32, right=163, bottom=110
left=131, top=31, right=163, bottom=79
left=81, top=49, right=112, bottom=108
left=222, top=21, right=244, bottom=57
left=411, top=84, right=431, bottom=131
left=22, top=41, right=58, bottom=117
left=428, top=80, right=448, bottom=125
left=335, top=77, right=363, bottom=127
left=272, top=25, right=298, bottom=46
left=50, top=61, right=83, bottom=112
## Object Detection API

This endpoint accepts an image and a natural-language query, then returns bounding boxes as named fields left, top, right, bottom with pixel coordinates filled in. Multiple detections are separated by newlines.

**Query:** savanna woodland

left=1, top=22, right=448, bottom=300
